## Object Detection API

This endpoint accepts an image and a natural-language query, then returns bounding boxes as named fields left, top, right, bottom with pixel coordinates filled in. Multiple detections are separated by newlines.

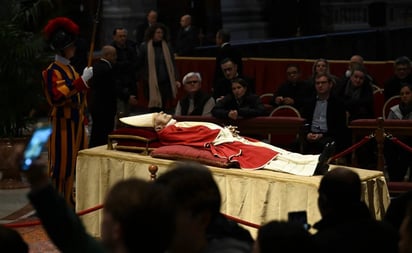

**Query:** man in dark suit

left=135, top=9, right=158, bottom=47
left=213, top=58, right=254, bottom=101
left=312, top=167, right=398, bottom=253
left=213, top=29, right=243, bottom=88
left=384, top=56, right=412, bottom=101
left=111, top=27, right=138, bottom=121
left=300, top=73, right=349, bottom=155
left=89, top=45, right=117, bottom=147
left=174, top=14, right=199, bottom=56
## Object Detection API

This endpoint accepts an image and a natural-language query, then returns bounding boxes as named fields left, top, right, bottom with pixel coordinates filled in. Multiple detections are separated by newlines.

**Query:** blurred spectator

left=387, top=83, right=412, bottom=119
left=70, top=37, right=89, bottom=74
left=384, top=83, right=412, bottom=181
left=111, top=27, right=139, bottom=120
left=213, top=30, right=243, bottom=89
left=89, top=45, right=117, bottom=147
left=399, top=202, right=412, bottom=253
left=339, top=63, right=374, bottom=121
left=253, top=220, right=314, bottom=253
left=339, top=63, right=375, bottom=168
left=273, top=63, right=311, bottom=112
left=174, top=14, right=200, bottom=56
left=341, top=54, right=378, bottom=89
left=309, top=58, right=341, bottom=94
left=138, top=23, right=181, bottom=112
left=385, top=191, right=412, bottom=232
left=135, top=9, right=158, bottom=48
left=384, top=56, right=412, bottom=101
left=312, top=167, right=398, bottom=253
left=10, top=145, right=176, bottom=253
left=213, top=58, right=254, bottom=101
left=0, top=225, right=28, bottom=253
left=155, top=162, right=253, bottom=253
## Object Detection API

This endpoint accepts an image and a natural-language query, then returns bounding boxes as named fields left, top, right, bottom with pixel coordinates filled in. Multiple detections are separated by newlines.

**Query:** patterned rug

left=15, top=219, right=60, bottom=253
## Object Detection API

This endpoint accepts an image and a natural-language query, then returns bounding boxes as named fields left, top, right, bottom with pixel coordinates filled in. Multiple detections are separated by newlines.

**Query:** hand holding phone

left=288, top=210, right=310, bottom=230
left=21, top=124, right=52, bottom=171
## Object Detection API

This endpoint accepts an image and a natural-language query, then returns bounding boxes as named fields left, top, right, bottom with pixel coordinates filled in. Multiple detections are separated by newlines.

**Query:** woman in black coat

left=212, top=78, right=266, bottom=120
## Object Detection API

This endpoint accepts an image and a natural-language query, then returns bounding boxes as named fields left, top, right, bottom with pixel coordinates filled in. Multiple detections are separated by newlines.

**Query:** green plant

left=0, top=0, right=53, bottom=138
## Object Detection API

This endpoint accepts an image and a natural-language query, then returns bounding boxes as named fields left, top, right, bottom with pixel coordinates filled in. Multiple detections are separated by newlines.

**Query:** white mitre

left=119, top=113, right=156, bottom=127
left=120, top=112, right=223, bottom=130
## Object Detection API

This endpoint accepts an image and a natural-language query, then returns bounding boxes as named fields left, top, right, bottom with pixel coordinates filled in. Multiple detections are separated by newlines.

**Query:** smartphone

left=21, top=124, right=52, bottom=171
left=288, top=210, right=310, bottom=230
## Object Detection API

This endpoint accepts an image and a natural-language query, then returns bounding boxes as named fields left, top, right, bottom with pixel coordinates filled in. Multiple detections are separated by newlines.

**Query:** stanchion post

left=375, top=117, right=385, bottom=172
left=148, top=164, right=158, bottom=181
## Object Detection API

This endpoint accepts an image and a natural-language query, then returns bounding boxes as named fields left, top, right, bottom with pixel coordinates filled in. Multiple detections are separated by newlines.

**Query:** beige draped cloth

left=76, top=146, right=390, bottom=238
left=147, top=40, right=177, bottom=108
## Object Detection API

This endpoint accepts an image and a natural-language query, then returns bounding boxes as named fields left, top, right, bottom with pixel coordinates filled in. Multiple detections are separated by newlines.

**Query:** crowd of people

left=3, top=11, right=411, bottom=252
left=37, top=11, right=412, bottom=206
left=2, top=145, right=412, bottom=253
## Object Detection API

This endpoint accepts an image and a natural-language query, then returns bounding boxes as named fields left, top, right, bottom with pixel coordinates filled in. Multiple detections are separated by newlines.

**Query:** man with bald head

left=175, top=14, right=200, bottom=56
left=344, top=55, right=364, bottom=78
left=316, top=167, right=365, bottom=219
left=339, top=54, right=377, bottom=94
left=136, top=9, right=158, bottom=47
left=89, top=45, right=118, bottom=147
left=312, top=167, right=398, bottom=253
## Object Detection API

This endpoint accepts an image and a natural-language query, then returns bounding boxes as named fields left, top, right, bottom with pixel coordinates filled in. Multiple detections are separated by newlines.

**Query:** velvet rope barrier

left=386, top=136, right=412, bottom=154
left=329, top=135, right=374, bottom=162
left=5, top=203, right=260, bottom=230
left=222, top=214, right=261, bottom=229
left=4, top=204, right=105, bottom=228
left=5, top=137, right=377, bottom=230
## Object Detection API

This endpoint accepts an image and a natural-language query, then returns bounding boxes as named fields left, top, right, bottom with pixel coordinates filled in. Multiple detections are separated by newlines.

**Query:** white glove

left=81, top=66, right=93, bottom=83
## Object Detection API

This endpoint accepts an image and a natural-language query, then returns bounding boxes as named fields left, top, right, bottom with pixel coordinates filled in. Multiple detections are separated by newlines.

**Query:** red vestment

left=158, top=125, right=278, bottom=170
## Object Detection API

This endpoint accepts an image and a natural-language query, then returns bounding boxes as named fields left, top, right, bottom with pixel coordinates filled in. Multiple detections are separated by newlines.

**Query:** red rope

left=77, top=204, right=104, bottom=216
left=5, top=139, right=379, bottom=229
left=387, top=136, right=412, bottom=153
left=222, top=213, right=261, bottom=229
left=330, top=135, right=373, bottom=161
left=3, top=135, right=382, bottom=230
left=4, top=204, right=105, bottom=228
left=4, top=220, right=41, bottom=228
left=5, top=203, right=260, bottom=230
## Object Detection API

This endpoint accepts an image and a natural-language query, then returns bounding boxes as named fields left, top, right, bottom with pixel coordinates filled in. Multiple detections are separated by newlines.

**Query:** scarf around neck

left=147, top=40, right=177, bottom=108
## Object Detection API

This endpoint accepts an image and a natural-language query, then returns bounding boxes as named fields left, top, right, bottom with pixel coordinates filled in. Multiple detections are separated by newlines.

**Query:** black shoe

left=314, top=141, right=336, bottom=175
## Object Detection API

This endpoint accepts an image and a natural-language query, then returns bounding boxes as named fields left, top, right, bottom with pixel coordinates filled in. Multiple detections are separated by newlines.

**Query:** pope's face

left=154, top=112, right=172, bottom=131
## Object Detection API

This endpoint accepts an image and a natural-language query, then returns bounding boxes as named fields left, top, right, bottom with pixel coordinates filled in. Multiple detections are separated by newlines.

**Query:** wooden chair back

left=269, top=105, right=301, bottom=118
left=259, top=93, right=274, bottom=115
left=268, top=105, right=302, bottom=150
left=383, top=95, right=401, bottom=119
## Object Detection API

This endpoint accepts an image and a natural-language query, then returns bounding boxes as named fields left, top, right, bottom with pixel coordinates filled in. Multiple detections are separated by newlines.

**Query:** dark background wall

left=194, top=26, right=412, bottom=61
left=31, top=0, right=412, bottom=61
